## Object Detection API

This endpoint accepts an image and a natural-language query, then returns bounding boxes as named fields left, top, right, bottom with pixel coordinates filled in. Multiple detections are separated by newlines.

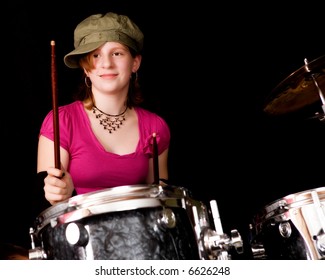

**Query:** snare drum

left=250, top=187, right=325, bottom=259
left=29, top=184, right=211, bottom=260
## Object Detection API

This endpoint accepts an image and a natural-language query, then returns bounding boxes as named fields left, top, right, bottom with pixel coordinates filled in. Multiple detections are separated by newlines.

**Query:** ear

left=132, top=55, right=142, bottom=72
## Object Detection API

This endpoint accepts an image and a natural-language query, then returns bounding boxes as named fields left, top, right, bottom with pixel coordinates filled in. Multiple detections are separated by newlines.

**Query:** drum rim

left=34, top=184, right=192, bottom=232
left=253, top=186, right=325, bottom=224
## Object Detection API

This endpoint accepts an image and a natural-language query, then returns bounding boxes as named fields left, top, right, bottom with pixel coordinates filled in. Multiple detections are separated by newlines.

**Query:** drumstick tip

left=50, top=40, right=55, bottom=46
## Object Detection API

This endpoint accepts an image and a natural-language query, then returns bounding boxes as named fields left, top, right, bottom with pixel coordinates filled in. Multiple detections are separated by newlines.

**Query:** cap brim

left=64, top=41, right=105, bottom=68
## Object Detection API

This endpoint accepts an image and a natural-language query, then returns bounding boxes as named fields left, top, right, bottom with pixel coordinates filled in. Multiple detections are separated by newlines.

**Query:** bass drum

left=250, top=187, right=325, bottom=259
left=29, top=184, right=211, bottom=260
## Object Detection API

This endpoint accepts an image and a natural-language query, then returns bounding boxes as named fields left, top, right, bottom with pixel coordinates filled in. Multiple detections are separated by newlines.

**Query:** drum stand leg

left=28, top=227, right=47, bottom=260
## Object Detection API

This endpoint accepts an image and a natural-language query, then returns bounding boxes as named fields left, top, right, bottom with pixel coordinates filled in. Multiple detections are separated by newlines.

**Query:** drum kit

left=28, top=184, right=243, bottom=260
left=27, top=184, right=325, bottom=260
left=23, top=55, right=324, bottom=260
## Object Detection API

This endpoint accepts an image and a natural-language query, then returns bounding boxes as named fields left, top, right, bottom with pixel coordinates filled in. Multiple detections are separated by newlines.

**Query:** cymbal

left=0, top=243, right=29, bottom=260
left=264, top=55, right=325, bottom=115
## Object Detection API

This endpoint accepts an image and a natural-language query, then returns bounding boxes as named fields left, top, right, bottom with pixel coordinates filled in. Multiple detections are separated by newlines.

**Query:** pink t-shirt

left=39, top=101, right=170, bottom=194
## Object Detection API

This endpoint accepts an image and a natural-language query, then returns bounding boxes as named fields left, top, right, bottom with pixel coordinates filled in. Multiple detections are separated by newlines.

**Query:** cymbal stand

left=304, top=58, right=325, bottom=121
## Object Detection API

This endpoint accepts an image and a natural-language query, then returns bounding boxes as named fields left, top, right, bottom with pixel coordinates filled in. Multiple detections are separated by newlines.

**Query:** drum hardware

left=200, top=228, right=243, bottom=260
left=249, top=223, right=266, bottom=259
left=192, top=200, right=244, bottom=260
left=157, top=208, right=177, bottom=229
left=29, top=227, right=47, bottom=260
left=311, top=190, right=325, bottom=255
left=311, top=191, right=325, bottom=232
left=304, top=58, right=325, bottom=116
left=278, top=221, right=292, bottom=238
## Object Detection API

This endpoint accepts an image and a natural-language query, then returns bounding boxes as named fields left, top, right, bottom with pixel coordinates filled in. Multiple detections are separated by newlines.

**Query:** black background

left=2, top=1, right=325, bottom=259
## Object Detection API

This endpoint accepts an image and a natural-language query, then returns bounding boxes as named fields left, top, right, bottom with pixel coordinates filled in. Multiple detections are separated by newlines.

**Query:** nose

left=100, top=54, right=113, bottom=68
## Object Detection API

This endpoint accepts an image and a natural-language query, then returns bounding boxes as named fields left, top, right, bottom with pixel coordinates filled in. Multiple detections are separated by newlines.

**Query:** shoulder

left=135, top=107, right=168, bottom=125
left=44, top=101, right=82, bottom=117
left=41, top=101, right=83, bottom=128
left=135, top=107, right=170, bottom=134
left=59, top=100, right=83, bottom=114
left=135, top=107, right=171, bottom=149
left=40, top=101, right=84, bottom=143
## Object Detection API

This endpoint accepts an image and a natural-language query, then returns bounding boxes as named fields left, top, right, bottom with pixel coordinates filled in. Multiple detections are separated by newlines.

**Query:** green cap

left=64, top=12, right=144, bottom=68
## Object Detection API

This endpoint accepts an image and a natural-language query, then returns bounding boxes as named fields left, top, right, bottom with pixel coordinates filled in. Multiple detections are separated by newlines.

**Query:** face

left=84, top=42, right=141, bottom=94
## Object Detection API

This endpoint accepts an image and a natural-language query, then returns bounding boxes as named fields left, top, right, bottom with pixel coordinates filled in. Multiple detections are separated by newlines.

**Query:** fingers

left=44, top=167, right=71, bottom=204
left=47, top=167, right=65, bottom=178
left=44, top=175, right=67, bottom=193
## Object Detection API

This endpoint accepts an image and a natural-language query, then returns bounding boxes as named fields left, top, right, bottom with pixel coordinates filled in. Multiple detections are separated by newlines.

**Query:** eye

left=112, top=52, right=122, bottom=56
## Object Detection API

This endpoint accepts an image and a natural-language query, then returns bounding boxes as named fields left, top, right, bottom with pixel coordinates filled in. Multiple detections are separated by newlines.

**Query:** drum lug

left=278, top=221, right=292, bottom=238
left=158, top=208, right=176, bottom=229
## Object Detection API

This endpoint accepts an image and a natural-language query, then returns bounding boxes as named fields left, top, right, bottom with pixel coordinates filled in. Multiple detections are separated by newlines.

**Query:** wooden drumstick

left=51, top=40, right=61, bottom=169
left=152, top=132, right=159, bottom=184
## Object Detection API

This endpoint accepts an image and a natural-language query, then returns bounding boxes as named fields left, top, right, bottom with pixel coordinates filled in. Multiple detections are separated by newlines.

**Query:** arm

left=37, top=135, right=75, bottom=205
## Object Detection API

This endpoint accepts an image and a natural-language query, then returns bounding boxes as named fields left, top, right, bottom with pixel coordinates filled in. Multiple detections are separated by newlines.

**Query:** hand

left=44, top=167, right=75, bottom=205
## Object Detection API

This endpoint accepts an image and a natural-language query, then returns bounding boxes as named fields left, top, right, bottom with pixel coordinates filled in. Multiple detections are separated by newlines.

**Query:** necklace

left=92, top=105, right=127, bottom=133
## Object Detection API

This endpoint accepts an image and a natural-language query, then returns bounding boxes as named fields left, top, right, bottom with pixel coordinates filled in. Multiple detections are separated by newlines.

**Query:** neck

left=93, top=105, right=128, bottom=117
left=92, top=96, right=128, bottom=116
left=91, top=90, right=128, bottom=115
